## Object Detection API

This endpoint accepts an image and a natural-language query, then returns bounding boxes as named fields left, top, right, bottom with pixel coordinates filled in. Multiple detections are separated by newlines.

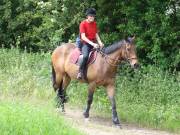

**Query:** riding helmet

left=85, top=8, right=96, bottom=16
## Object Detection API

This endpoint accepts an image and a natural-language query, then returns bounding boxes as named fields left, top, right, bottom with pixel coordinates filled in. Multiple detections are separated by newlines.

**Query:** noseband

left=124, top=46, right=137, bottom=63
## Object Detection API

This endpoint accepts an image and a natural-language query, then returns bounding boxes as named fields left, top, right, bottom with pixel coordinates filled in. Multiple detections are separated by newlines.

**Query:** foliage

left=0, top=0, right=179, bottom=69
left=96, top=0, right=180, bottom=69
left=0, top=47, right=52, bottom=98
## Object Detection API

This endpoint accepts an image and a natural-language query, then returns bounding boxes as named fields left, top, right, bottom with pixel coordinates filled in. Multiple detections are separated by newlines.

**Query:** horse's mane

left=102, top=40, right=126, bottom=54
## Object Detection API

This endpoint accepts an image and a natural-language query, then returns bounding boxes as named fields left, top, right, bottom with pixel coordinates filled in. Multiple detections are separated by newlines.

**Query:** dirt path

left=61, top=105, right=179, bottom=135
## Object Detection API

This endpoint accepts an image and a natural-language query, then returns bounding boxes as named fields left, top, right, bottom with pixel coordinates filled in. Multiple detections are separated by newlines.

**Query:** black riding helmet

left=85, top=8, right=96, bottom=17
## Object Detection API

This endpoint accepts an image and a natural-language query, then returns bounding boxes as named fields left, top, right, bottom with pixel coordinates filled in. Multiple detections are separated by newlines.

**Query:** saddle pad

left=70, top=48, right=97, bottom=65
left=70, top=48, right=81, bottom=64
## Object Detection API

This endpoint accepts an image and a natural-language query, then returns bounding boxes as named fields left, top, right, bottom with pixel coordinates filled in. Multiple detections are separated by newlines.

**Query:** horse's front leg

left=106, top=84, right=121, bottom=127
left=83, top=83, right=96, bottom=118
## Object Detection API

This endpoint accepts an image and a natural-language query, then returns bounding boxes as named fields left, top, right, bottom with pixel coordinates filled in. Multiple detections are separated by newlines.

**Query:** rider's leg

left=75, top=36, right=82, bottom=50
left=77, top=44, right=92, bottom=79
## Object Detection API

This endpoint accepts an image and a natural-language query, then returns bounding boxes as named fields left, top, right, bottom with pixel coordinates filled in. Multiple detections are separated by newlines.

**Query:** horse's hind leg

left=57, top=74, right=71, bottom=112
left=62, top=74, right=71, bottom=103
left=55, top=73, right=64, bottom=110
left=83, top=83, right=96, bottom=118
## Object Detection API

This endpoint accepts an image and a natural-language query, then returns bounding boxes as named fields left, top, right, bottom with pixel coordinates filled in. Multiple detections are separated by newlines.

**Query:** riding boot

left=77, top=60, right=86, bottom=79
left=77, top=45, right=89, bottom=79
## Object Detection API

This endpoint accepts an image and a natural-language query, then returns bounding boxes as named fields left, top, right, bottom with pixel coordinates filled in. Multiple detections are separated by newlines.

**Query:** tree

left=0, top=0, right=179, bottom=69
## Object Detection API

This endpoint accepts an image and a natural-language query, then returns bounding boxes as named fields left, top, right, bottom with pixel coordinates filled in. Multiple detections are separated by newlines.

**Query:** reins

left=97, top=48, right=137, bottom=67
left=97, top=49, right=121, bottom=67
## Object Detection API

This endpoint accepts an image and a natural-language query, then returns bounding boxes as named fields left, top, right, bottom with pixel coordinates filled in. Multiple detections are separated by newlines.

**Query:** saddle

left=70, top=48, right=97, bottom=65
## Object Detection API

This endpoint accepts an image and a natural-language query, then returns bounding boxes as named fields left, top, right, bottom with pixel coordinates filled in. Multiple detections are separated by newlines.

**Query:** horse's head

left=122, top=36, right=139, bottom=69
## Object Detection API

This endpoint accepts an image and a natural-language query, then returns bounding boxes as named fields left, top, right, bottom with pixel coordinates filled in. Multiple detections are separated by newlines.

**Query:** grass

left=0, top=47, right=179, bottom=134
left=116, top=66, right=180, bottom=132
left=0, top=98, right=84, bottom=135
left=0, top=47, right=53, bottom=99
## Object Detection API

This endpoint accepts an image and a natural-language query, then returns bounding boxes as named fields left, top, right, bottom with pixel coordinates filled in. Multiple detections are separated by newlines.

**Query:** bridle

left=97, top=46, right=137, bottom=67
left=124, top=45, right=138, bottom=63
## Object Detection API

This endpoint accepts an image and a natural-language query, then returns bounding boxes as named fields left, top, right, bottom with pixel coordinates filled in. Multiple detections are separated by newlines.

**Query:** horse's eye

left=127, top=48, right=130, bottom=51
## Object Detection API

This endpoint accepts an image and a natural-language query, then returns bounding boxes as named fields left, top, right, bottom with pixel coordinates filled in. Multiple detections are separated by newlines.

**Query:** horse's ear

left=132, top=35, right=135, bottom=41
left=131, top=36, right=135, bottom=43
left=127, top=36, right=135, bottom=43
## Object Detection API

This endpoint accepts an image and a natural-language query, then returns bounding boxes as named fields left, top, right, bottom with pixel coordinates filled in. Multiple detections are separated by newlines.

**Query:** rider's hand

left=93, top=43, right=99, bottom=48
left=99, top=43, right=104, bottom=48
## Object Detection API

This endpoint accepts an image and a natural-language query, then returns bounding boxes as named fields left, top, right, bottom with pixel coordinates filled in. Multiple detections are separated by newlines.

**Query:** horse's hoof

left=113, top=117, right=120, bottom=124
left=55, top=108, right=65, bottom=114
left=112, top=123, right=122, bottom=129
left=115, top=124, right=122, bottom=129
left=83, top=112, right=89, bottom=118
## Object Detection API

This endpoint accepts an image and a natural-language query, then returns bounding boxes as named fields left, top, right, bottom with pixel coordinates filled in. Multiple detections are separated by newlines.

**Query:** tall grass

left=0, top=47, right=53, bottom=99
left=0, top=47, right=179, bottom=133
left=116, top=66, right=180, bottom=132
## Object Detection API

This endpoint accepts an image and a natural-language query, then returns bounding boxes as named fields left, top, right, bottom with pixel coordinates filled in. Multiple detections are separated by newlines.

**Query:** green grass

left=116, top=66, right=180, bottom=132
left=0, top=47, right=179, bottom=134
left=0, top=99, right=84, bottom=135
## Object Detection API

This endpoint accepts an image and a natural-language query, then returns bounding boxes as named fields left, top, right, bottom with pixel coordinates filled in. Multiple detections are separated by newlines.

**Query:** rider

left=77, top=8, right=104, bottom=79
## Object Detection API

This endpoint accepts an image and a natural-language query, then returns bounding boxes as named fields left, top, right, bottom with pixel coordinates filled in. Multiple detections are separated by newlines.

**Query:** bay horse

left=51, top=37, right=139, bottom=127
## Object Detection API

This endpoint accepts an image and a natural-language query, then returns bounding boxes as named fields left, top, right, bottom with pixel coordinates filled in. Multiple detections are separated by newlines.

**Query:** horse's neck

left=100, top=50, right=121, bottom=75
left=107, top=50, right=121, bottom=65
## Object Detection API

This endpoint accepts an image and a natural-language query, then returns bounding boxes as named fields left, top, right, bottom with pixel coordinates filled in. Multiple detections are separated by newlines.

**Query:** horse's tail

left=51, top=63, right=56, bottom=91
left=51, top=63, right=63, bottom=92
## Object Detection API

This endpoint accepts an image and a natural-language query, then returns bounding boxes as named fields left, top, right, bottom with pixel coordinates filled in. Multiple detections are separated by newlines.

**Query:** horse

left=51, top=36, right=139, bottom=127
